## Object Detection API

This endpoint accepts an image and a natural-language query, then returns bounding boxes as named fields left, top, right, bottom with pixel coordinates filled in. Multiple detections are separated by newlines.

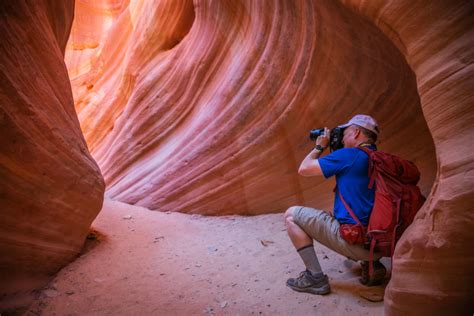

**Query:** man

left=284, top=114, right=386, bottom=295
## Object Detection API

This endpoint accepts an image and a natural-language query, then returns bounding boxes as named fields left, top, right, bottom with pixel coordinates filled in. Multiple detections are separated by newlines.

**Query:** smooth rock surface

left=0, top=0, right=464, bottom=314
left=66, top=0, right=473, bottom=314
left=66, top=0, right=436, bottom=216
left=0, top=0, right=105, bottom=312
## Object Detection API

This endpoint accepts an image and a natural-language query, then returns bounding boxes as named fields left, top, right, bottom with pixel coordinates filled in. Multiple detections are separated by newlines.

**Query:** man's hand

left=316, top=127, right=330, bottom=149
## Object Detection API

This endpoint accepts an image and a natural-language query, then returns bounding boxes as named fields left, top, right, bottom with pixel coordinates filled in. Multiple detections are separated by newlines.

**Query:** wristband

left=315, top=145, right=325, bottom=152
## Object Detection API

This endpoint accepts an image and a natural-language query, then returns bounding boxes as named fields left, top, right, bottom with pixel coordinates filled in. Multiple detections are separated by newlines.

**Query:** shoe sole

left=286, top=283, right=331, bottom=295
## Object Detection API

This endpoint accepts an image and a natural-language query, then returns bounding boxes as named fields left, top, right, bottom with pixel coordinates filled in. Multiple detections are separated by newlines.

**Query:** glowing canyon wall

left=66, top=0, right=437, bottom=215
left=0, top=0, right=105, bottom=310
left=0, top=0, right=472, bottom=314
left=66, top=0, right=473, bottom=314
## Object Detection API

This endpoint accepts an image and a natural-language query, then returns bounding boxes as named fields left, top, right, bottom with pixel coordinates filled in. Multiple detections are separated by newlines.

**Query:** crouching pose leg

left=284, top=206, right=385, bottom=295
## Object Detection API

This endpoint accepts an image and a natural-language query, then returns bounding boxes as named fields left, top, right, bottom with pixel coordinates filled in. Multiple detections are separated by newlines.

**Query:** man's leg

left=288, top=206, right=386, bottom=287
left=285, top=206, right=322, bottom=274
left=284, top=206, right=330, bottom=295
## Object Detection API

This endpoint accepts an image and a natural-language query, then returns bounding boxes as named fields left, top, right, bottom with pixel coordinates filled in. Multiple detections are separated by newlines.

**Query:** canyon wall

left=66, top=0, right=436, bottom=215
left=0, top=0, right=467, bottom=314
left=66, top=0, right=473, bottom=313
left=0, top=0, right=105, bottom=311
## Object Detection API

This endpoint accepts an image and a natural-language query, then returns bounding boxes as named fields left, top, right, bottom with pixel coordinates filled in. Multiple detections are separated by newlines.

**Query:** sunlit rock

left=66, top=0, right=436, bottom=217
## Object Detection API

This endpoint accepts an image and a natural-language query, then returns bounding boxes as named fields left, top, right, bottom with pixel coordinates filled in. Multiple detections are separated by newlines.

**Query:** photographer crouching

left=284, top=114, right=385, bottom=295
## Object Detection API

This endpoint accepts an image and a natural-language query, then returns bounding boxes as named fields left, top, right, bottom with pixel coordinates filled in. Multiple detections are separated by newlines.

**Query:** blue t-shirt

left=318, top=146, right=375, bottom=225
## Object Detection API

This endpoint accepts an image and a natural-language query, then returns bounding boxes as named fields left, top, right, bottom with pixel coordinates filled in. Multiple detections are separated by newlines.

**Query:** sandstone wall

left=0, top=0, right=105, bottom=310
left=66, top=0, right=436, bottom=215
left=65, top=0, right=472, bottom=314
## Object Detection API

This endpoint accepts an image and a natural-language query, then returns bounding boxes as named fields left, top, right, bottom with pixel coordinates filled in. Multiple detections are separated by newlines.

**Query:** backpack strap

left=391, top=198, right=402, bottom=255
left=338, top=191, right=363, bottom=227
left=369, top=238, right=376, bottom=276
left=357, top=146, right=376, bottom=189
left=342, top=198, right=377, bottom=279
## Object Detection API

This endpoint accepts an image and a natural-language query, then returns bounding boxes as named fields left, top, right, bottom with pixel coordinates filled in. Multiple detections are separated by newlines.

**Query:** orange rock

left=1, top=0, right=471, bottom=314
left=0, top=0, right=104, bottom=311
left=66, top=0, right=436, bottom=216
left=66, top=0, right=473, bottom=313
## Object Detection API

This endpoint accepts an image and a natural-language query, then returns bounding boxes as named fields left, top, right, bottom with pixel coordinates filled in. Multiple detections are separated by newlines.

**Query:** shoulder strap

left=338, top=191, right=364, bottom=227
left=356, top=146, right=376, bottom=189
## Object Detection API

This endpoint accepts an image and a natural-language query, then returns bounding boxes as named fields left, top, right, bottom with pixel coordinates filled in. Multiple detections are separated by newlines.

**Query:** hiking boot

left=286, top=270, right=331, bottom=295
left=359, top=261, right=386, bottom=286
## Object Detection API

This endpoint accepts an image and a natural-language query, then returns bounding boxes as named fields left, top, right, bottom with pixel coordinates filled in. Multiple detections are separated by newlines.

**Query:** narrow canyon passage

left=1, top=0, right=473, bottom=314
left=27, top=200, right=384, bottom=315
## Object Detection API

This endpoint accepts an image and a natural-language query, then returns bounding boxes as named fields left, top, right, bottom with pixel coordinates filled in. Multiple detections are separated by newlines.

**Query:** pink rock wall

left=66, top=0, right=436, bottom=215
left=65, top=0, right=473, bottom=314
left=0, top=0, right=105, bottom=310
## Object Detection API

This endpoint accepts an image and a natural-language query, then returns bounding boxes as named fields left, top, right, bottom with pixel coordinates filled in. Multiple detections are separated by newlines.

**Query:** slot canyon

left=1, top=0, right=473, bottom=315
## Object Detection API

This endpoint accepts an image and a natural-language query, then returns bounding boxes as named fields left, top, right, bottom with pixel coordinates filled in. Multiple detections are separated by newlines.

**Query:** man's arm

left=298, top=127, right=330, bottom=177
left=298, top=148, right=325, bottom=177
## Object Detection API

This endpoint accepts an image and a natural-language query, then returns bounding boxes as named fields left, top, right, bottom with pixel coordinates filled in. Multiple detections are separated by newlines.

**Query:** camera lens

left=309, top=128, right=324, bottom=141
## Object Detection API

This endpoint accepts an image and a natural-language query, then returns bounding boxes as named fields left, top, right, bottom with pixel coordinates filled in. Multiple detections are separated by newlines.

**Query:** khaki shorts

left=292, top=206, right=381, bottom=261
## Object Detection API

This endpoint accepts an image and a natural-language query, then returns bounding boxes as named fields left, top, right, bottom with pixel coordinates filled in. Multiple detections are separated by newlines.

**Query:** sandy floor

left=26, top=199, right=386, bottom=315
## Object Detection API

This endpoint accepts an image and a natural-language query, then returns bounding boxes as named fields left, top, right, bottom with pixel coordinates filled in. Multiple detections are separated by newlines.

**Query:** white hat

left=338, top=114, right=380, bottom=135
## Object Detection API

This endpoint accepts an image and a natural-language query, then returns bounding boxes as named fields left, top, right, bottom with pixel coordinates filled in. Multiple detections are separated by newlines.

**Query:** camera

left=309, top=127, right=345, bottom=152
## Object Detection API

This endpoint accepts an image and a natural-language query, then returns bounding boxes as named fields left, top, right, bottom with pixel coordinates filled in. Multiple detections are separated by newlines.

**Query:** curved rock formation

left=66, top=0, right=436, bottom=215
left=339, top=1, right=474, bottom=314
left=0, top=0, right=105, bottom=310
left=65, top=0, right=472, bottom=314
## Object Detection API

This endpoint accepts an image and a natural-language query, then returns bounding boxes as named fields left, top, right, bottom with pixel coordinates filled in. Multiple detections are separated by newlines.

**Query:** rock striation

left=66, top=0, right=436, bottom=215
left=66, top=0, right=473, bottom=314
left=0, top=0, right=105, bottom=311
left=0, top=0, right=468, bottom=314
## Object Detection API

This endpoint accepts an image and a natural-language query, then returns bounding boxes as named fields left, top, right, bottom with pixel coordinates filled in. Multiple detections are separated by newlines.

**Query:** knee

left=284, top=206, right=301, bottom=224
left=284, top=206, right=297, bottom=220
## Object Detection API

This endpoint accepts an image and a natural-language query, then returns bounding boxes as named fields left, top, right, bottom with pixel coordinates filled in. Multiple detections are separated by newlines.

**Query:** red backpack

left=339, top=147, right=425, bottom=276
